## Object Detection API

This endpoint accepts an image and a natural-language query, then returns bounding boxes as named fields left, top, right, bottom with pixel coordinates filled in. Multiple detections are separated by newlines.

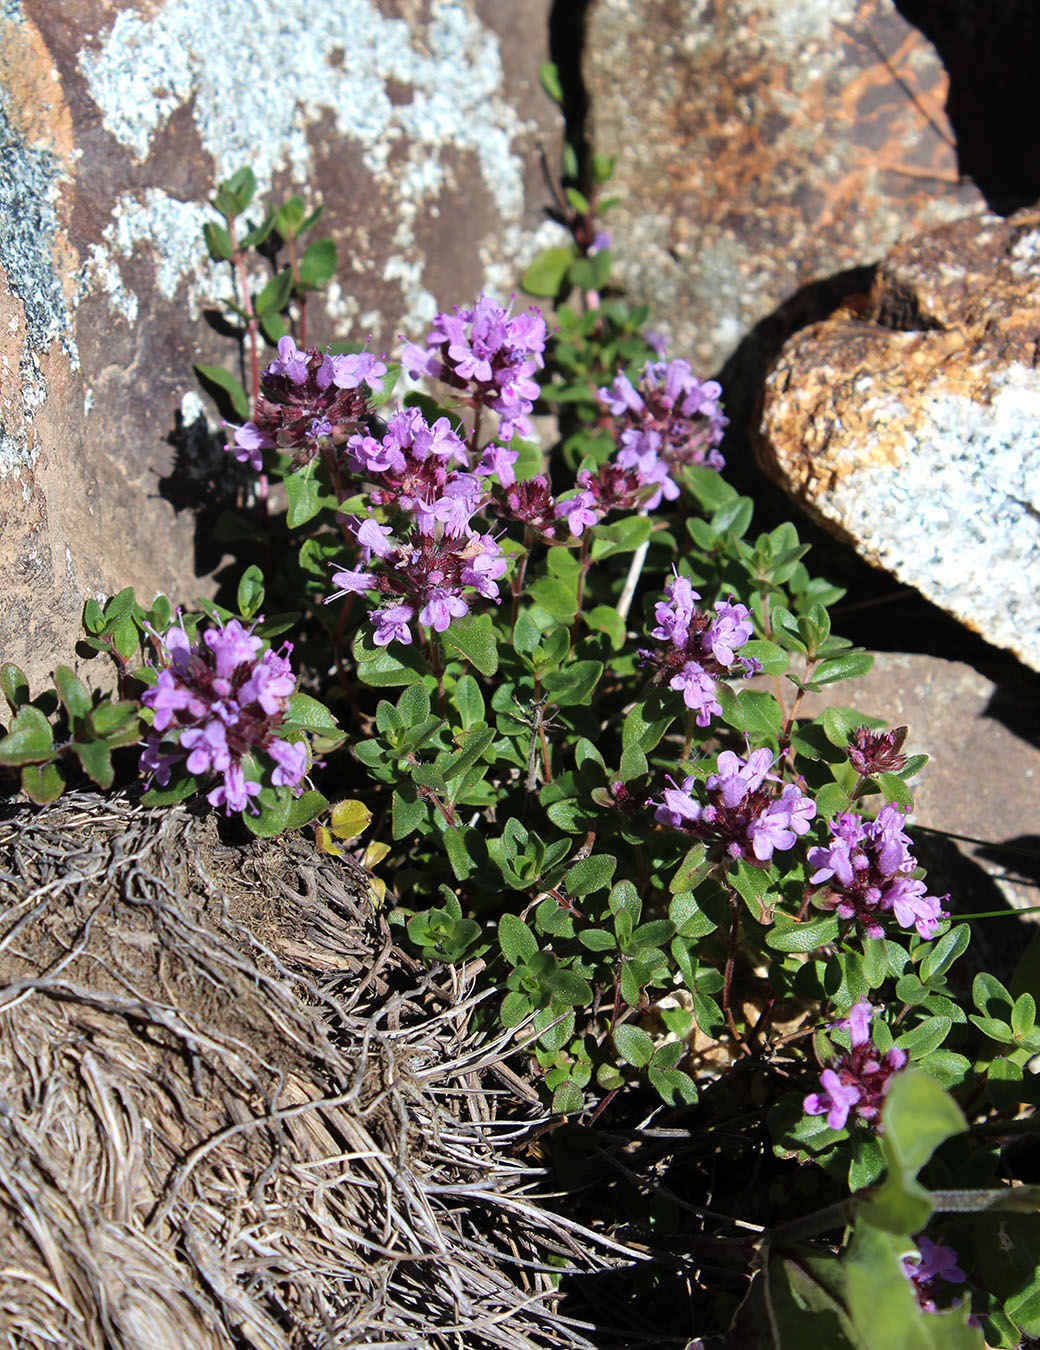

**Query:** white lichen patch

left=78, top=0, right=546, bottom=326
left=825, top=363, right=1040, bottom=669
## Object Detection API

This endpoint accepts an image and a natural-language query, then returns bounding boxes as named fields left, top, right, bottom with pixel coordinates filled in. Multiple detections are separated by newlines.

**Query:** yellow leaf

left=368, top=876, right=387, bottom=909
left=330, top=798, right=373, bottom=840
left=363, top=840, right=390, bottom=867
left=314, top=824, right=343, bottom=856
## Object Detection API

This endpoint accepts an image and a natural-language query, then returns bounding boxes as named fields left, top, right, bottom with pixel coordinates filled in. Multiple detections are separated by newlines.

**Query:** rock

left=0, top=0, right=562, bottom=686
left=755, top=211, right=1040, bottom=672
left=583, top=0, right=984, bottom=374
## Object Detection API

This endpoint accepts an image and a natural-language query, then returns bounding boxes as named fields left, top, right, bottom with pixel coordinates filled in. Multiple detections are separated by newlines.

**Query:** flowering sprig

left=803, top=1000, right=907, bottom=1130
left=402, top=294, right=547, bottom=441
left=653, top=748, right=816, bottom=864
left=140, top=617, right=308, bottom=814
left=640, top=575, right=759, bottom=725
left=223, top=336, right=387, bottom=467
left=903, top=1237, right=971, bottom=1316
left=808, top=804, right=949, bottom=940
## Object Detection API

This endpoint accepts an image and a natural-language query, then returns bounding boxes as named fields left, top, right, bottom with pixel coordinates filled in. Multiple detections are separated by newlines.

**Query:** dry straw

left=0, top=792, right=636, bottom=1349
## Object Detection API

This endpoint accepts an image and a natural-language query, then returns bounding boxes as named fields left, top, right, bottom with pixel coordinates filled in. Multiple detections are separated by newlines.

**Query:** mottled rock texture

left=0, top=0, right=561, bottom=684
left=583, top=0, right=985, bottom=373
left=756, top=212, right=1040, bottom=672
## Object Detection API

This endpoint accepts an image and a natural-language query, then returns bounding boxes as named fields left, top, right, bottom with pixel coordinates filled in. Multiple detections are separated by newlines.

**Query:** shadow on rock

left=894, top=0, right=1040, bottom=213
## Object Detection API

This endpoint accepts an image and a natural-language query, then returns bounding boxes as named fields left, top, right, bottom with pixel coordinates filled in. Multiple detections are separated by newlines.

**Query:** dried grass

left=0, top=792, right=634, bottom=1349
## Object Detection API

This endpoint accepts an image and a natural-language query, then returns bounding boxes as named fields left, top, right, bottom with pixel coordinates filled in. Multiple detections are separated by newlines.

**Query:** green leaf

left=919, top=924, right=970, bottom=983
left=286, top=790, right=328, bottom=830
left=865, top=1070, right=966, bottom=1235
left=521, top=245, right=574, bottom=298
left=283, top=693, right=340, bottom=736
left=499, top=913, right=538, bottom=966
left=589, top=515, right=653, bottom=560
left=542, top=660, right=602, bottom=707
left=203, top=220, right=234, bottom=259
left=82, top=599, right=106, bottom=636
left=0, top=705, right=54, bottom=765
left=441, top=613, right=498, bottom=677
left=51, top=666, right=90, bottom=722
left=285, top=465, right=326, bottom=527
left=538, top=59, right=563, bottom=103
left=392, top=789, right=426, bottom=840
left=142, top=775, right=199, bottom=806
left=297, top=237, right=338, bottom=289
left=766, top=916, right=840, bottom=953
left=584, top=604, right=626, bottom=650
left=254, top=267, right=293, bottom=316
left=21, top=761, right=64, bottom=804
left=552, top=1079, right=583, bottom=1115
left=441, top=726, right=494, bottom=783
left=273, top=195, right=306, bottom=238
left=648, top=1067, right=698, bottom=1106
left=240, top=211, right=276, bottom=249
left=243, top=788, right=292, bottom=837
left=451, top=674, right=485, bottom=730
left=578, top=928, right=616, bottom=952
left=613, top=1023, right=654, bottom=1069
left=895, top=1016, right=951, bottom=1061
left=194, top=363, right=250, bottom=420
left=353, top=629, right=426, bottom=687
left=235, top=565, right=266, bottom=622
left=741, top=639, right=789, bottom=676
left=813, top=651, right=875, bottom=685
left=564, top=854, right=616, bottom=898
left=528, top=575, right=578, bottom=623
left=70, top=739, right=113, bottom=789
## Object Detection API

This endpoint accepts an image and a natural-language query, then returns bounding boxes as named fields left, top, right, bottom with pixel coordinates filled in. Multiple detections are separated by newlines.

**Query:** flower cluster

left=808, top=804, right=948, bottom=940
left=328, top=408, right=507, bottom=645
left=402, top=294, right=547, bottom=441
left=640, top=575, right=758, bottom=726
left=847, top=723, right=909, bottom=777
left=599, top=358, right=728, bottom=490
left=803, top=1000, right=907, bottom=1131
left=140, top=618, right=307, bottom=814
left=223, top=336, right=387, bottom=468
left=653, top=748, right=816, bottom=864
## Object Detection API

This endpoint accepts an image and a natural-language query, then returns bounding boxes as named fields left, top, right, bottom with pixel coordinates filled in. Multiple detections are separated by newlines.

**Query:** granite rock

left=755, top=211, right=1040, bottom=672
left=583, top=0, right=984, bottom=374
left=0, top=0, right=563, bottom=685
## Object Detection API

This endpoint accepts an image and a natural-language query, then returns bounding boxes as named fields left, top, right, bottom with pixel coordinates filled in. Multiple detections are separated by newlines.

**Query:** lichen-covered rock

left=583, top=0, right=984, bottom=372
left=0, top=0, right=562, bottom=684
left=756, top=211, right=1040, bottom=671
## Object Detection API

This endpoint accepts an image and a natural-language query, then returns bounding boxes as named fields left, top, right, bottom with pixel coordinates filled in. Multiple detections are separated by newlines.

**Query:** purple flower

left=803, top=1002, right=907, bottom=1132
left=804, top=1068, right=862, bottom=1131
left=478, top=442, right=519, bottom=486
left=223, top=420, right=274, bottom=471
left=268, top=736, right=308, bottom=788
left=652, top=750, right=814, bottom=866
left=642, top=576, right=757, bottom=727
left=355, top=517, right=396, bottom=560
left=266, top=335, right=310, bottom=385
left=808, top=805, right=949, bottom=940
left=554, top=490, right=601, bottom=537
left=406, top=295, right=547, bottom=440
left=419, top=588, right=469, bottom=633
left=328, top=566, right=375, bottom=599
left=138, top=617, right=307, bottom=818
left=316, top=349, right=387, bottom=392
left=370, top=604, right=414, bottom=647
left=903, top=1237, right=971, bottom=1317
left=207, top=762, right=261, bottom=815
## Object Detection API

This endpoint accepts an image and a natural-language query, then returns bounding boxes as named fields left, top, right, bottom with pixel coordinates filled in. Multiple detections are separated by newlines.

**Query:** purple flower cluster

left=140, top=618, right=307, bottom=814
left=653, top=748, right=816, bottom=864
left=223, top=336, right=387, bottom=468
left=640, top=575, right=758, bottom=726
left=599, top=358, right=728, bottom=490
left=327, top=408, right=508, bottom=645
left=903, top=1237, right=970, bottom=1315
left=803, top=1000, right=907, bottom=1131
left=808, top=804, right=948, bottom=940
left=402, top=295, right=547, bottom=442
